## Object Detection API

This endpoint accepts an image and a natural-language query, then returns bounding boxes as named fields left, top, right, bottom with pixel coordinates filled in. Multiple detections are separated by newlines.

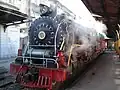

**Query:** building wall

left=0, top=0, right=20, bottom=10
left=0, top=0, right=41, bottom=60
left=0, top=0, right=27, bottom=60
left=0, top=25, right=20, bottom=59
left=0, top=0, right=29, bottom=14
left=19, top=0, right=28, bottom=14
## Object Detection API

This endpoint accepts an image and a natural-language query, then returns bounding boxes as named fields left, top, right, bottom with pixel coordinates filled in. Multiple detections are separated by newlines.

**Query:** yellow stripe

left=67, top=44, right=81, bottom=66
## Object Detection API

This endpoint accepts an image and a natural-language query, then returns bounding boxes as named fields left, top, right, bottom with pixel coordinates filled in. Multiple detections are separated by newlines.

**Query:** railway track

left=0, top=67, right=22, bottom=90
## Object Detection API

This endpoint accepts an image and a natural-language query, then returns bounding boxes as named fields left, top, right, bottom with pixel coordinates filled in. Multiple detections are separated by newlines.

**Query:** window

left=9, top=0, right=15, bottom=4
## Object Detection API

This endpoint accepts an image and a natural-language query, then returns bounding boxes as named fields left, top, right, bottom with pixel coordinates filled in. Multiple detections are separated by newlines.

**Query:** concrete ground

left=67, top=51, right=120, bottom=90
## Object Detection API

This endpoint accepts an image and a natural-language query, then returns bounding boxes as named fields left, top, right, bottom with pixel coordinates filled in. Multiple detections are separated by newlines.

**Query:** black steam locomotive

left=10, top=2, right=106, bottom=90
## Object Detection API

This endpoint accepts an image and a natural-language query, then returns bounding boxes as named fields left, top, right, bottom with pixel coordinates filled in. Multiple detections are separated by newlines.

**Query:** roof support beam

left=100, top=0, right=118, bottom=39
left=100, top=0, right=109, bottom=20
left=3, top=20, right=32, bottom=32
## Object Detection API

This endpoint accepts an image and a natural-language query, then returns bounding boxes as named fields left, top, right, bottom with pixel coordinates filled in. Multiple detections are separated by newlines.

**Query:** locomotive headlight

left=38, top=31, right=46, bottom=40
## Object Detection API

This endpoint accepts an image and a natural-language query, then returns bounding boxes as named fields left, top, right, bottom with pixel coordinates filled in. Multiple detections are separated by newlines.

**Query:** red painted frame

left=10, top=63, right=67, bottom=90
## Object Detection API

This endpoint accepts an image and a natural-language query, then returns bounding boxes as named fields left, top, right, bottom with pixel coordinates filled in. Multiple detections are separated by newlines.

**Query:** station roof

left=0, top=5, right=28, bottom=26
left=81, top=0, right=120, bottom=40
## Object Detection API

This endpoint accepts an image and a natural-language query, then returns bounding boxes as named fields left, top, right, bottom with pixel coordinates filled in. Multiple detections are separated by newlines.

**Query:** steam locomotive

left=10, top=2, right=106, bottom=90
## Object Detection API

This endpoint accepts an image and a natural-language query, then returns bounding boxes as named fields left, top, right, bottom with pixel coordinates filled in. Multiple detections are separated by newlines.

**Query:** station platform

left=67, top=50, right=120, bottom=90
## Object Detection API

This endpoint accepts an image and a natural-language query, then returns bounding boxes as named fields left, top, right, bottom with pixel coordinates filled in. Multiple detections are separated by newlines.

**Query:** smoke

left=64, top=18, right=107, bottom=59
left=95, top=21, right=107, bottom=34
left=49, top=0, right=108, bottom=59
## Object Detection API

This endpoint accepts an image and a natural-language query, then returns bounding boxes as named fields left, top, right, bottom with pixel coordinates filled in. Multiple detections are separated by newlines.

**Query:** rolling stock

left=10, top=1, right=106, bottom=90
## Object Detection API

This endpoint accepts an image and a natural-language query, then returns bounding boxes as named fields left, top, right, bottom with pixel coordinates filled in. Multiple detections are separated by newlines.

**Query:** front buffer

left=10, top=63, right=67, bottom=90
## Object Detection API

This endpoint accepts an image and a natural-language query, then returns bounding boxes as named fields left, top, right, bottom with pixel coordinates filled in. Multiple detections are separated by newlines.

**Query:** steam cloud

left=64, top=18, right=107, bottom=60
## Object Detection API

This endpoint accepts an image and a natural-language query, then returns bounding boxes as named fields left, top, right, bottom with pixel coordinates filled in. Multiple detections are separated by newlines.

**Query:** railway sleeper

left=0, top=83, right=22, bottom=90
left=0, top=73, right=6, bottom=80
left=0, top=76, right=15, bottom=88
left=0, top=67, right=8, bottom=74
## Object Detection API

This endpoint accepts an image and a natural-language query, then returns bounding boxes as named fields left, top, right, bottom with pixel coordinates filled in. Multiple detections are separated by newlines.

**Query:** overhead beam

left=3, top=20, right=32, bottom=32
left=92, top=11, right=118, bottom=17
left=4, top=20, right=32, bottom=27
